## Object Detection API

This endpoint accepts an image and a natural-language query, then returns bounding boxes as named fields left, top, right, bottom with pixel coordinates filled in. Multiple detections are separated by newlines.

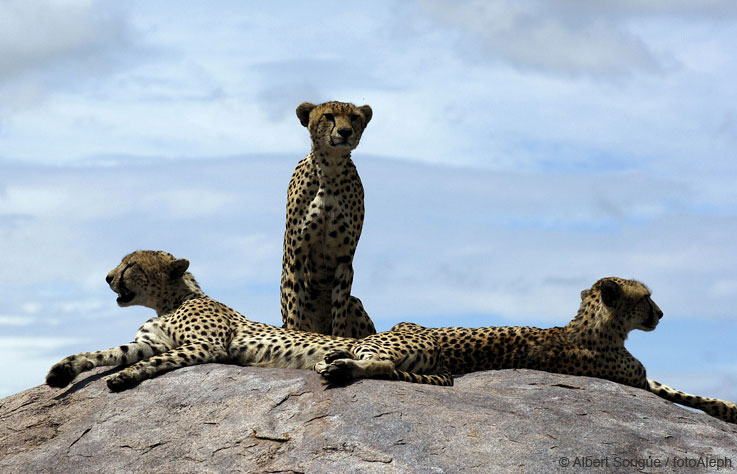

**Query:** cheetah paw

left=45, top=362, right=77, bottom=388
left=106, top=372, right=140, bottom=392
left=319, top=359, right=355, bottom=385
left=323, top=349, right=353, bottom=364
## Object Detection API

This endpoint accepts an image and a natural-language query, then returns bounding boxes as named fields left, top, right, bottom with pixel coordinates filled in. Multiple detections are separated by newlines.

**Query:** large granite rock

left=1, top=365, right=735, bottom=473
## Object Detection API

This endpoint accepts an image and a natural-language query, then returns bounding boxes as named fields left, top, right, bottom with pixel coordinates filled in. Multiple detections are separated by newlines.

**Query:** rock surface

left=1, top=365, right=736, bottom=473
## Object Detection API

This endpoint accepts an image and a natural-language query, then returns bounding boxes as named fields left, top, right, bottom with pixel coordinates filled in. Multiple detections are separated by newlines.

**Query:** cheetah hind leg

left=316, top=352, right=454, bottom=386
left=648, top=379, right=737, bottom=424
left=343, top=296, right=376, bottom=339
left=389, top=321, right=428, bottom=333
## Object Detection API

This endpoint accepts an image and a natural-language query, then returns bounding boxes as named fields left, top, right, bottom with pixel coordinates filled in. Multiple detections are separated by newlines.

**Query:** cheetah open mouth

left=116, top=291, right=135, bottom=305
left=115, top=284, right=136, bottom=305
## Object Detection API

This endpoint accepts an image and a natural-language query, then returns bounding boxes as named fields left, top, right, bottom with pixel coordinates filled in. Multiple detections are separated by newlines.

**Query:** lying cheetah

left=390, top=277, right=736, bottom=424
left=280, top=100, right=376, bottom=339
left=45, top=251, right=451, bottom=392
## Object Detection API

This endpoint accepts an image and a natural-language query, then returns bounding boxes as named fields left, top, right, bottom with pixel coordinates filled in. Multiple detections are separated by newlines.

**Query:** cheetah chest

left=301, top=189, right=355, bottom=270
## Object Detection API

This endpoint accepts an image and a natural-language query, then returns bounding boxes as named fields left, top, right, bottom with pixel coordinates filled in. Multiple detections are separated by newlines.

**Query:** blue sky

left=0, top=1, right=735, bottom=403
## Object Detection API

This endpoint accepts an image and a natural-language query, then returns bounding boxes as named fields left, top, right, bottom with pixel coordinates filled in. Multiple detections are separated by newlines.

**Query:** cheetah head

left=106, top=250, right=190, bottom=310
left=296, top=101, right=372, bottom=153
left=583, top=277, right=664, bottom=333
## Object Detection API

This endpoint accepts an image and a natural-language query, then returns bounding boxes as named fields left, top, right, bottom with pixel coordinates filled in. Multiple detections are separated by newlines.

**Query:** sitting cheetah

left=45, top=251, right=451, bottom=392
left=390, top=277, right=736, bottom=424
left=280, top=100, right=377, bottom=338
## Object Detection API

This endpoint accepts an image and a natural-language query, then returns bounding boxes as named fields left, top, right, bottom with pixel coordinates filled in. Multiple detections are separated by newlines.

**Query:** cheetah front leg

left=330, top=262, right=357, bottom=337
left=105, top=341, right=228, bottom=392
left=46, top=340, right=170, bottom=388
left=281, top=256, right=309, bottom=332
left=648, top=379, right=737, bottom=424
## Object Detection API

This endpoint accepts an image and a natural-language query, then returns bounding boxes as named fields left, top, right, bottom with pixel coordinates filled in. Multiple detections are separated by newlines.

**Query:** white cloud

left=144, top=189, right=238, bottom=219
left=57, top=299, right=107, bottom=314
left=0, top=0, right=733, bottom=180
left=0, top=315, right=35, bottom=326
left=0, top=185, right=71, bottom=216
left=554, top=0, right=737, bottom=18
left=416, top=0, right=737, bottom=78
left=419, top=0, right=663, bottom=77
left=0, top=0, right=137, bottom=123
left=0, top=336, right=81, bottom=351
left=0, top=1, right=123, bottom=78
left=21, top=302, right=42, bottom=314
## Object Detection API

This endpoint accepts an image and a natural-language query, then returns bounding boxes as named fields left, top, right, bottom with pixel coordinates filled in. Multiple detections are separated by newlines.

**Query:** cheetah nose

left=656, top=308, right=663, bottom=319
left=106, top=274, right=114, bottom=284
left=337, top=127, right=353, bottom=138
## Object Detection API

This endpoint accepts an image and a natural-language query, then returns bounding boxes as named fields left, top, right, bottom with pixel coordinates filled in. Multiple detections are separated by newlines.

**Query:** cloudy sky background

left=1, top=1, right=735, bottom=405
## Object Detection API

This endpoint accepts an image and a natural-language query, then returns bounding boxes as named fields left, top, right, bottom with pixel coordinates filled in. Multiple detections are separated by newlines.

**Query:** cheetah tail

left=647, top=379, right=736, bottom=424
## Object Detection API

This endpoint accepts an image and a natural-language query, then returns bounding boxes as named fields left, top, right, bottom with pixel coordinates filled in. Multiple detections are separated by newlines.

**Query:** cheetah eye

left=350, top=114, right=360, bottom=122
left=120, top=262, right=136, bottom=277
left=323, top=113, right=334, bottom=122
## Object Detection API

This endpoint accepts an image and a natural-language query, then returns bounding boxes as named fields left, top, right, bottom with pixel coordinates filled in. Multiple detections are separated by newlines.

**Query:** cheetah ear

left=580, top=289, right=591, bottom=301
left=296, top=102, right=316, bottom=127
left=167, top=258, right=190, bottom=280
left=359, top=105, right=372, bottom=125
left=599, top=279, right=622, bottom=307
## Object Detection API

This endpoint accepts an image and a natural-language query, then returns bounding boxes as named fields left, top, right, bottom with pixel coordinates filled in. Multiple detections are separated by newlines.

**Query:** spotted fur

left=392, top=277, right=736, bottom=424
left=45, top=251, right=451, bottom=392
left=280, top=101, right=376, bottom=338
